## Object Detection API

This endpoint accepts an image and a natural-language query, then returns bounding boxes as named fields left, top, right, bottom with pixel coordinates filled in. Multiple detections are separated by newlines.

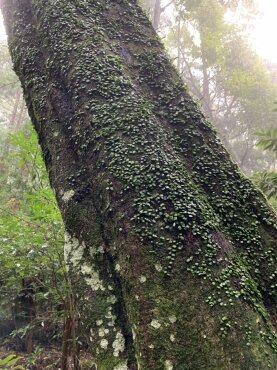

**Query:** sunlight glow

left=253, top=0, right=277, bottom=63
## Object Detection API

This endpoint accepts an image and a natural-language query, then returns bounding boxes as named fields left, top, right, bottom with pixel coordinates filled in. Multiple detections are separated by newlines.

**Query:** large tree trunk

left=1, top=1, right=277, bottom=369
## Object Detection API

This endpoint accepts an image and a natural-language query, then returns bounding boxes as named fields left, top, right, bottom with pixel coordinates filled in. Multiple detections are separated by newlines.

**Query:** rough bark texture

left=1, top=0, right=277, bottom=369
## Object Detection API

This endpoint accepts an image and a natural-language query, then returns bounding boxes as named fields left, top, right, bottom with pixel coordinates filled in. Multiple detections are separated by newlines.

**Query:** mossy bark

left=1, top=0, right=276, bottom=369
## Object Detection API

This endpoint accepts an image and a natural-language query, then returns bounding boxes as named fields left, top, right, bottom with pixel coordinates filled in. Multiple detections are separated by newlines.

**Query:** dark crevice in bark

left=98, top=213, right=138, bottom=369
left=104, top=251, right=138, bottom=370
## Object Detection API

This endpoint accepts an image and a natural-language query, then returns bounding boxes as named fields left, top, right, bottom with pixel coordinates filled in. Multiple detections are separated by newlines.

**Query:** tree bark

left=1, top=1, right=277, bottom=369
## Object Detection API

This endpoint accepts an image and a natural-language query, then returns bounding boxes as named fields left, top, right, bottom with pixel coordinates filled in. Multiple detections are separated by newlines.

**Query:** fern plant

left=252, top=109, right=277, bottom=210
left=0, top=354, right=24, bottom=370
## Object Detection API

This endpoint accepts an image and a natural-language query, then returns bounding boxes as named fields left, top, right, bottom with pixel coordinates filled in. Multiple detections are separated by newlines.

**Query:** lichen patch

left=169, top=315, right=177, bottom=324
left=113, top=361, right=128, bottom=370
left=64, top=232, right=85, bottom=267
left=100, top=339, right=108, bottom=350
left=165, top=360, right=173, bottom=370
left=139, top=275, right=147, bottom=283
left=170, top=334, right=175, bottom=342
left=112, top=331, right=125, bottom=357
left=150, top=319, right=161, bottom=329
left=62, top=189, right=75, bottom=203
left=155, top=263, right=163, bottom=272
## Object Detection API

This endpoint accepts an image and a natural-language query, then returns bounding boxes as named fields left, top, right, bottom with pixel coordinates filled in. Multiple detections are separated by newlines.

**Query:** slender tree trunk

left=9, top=89, right=20, bottom=130
left=153, top=0, right=162, bottom=29
left=15, top=98, right=27, bottom=130
left=200, top=35, right=213, bottom=120
left=176, top=17, right=181, bottom=72
left=61, top=314, right=80, bottom=370
left=1, top=1, right=277, bottom=369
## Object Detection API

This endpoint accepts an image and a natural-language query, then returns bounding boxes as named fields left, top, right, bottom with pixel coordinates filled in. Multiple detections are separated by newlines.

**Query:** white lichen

left=155, top=263, right=163, bottom=272
left=112, top=331, right=125, bottom=357
left=132, top=328, right=136, bottom=341
left=115, top=263, right=121, bottom=272
left=113, top=361, right=128, bottom=370
left=165, top=360, right=173, bottom=370
left=90, top=244, right=105, bottom=257
left=170, top=334, right=175, bottom=342
left=62, top=189, right=75, bottom=203
left=139, top=275, right=147, bottom=283
left=81, top=263, right=105, bottom=291
left=169, top=315, right=177, bottom=324
left=105, top=307, right=116, bottom=327
left=107, top=295, right=117, bottom=304
left=150, top=320, right=161, bottom=329
left=81, top=264, right=93, bottom=274
left=98, top=327, right=109, bottom=337
left=64, top=232, right=85, bottom=267
left=105, top=307, right=115, bottom=319
left=96, top=320, right=103, bottom=326
left=98, top=328, right=106, bottom=337
left=98, top=245, right=105, bottom=253
left=100, top=339, right=109, bottom=350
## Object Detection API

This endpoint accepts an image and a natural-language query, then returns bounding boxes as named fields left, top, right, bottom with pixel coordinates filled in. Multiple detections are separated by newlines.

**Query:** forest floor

left=0, top=346, right=61, bottom=369
left=0, top=345, right=95, bottom=369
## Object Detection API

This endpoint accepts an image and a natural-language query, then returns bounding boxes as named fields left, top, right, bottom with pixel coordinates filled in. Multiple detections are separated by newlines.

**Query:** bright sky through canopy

left=253, top=0, right=277, bottom=63
left=0, top=1, right=277, bottom=63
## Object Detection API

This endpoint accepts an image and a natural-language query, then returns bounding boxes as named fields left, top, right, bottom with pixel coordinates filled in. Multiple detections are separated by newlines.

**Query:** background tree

left=141, top=0, right=277, bottom=173
left=1, top=0, right=277, bottom=369
left=0, top=42, right=27, bottom=131
left=252, top=126, right=277, bottom=210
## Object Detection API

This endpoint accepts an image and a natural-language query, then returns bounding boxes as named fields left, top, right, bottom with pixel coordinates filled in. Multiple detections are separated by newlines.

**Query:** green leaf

left=0, top=354, right=16, bottom=365
left=256, top=128, right=277, bottom=155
